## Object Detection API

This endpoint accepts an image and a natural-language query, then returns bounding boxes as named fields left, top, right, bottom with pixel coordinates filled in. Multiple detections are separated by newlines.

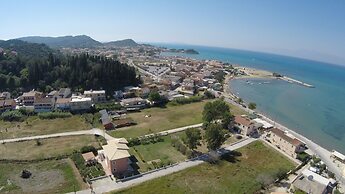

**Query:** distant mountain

left=17, top=35, right=102, bottom=48
left=103, top=39, right=139, bottom=47
left=0, top=39, right=55, bottom=58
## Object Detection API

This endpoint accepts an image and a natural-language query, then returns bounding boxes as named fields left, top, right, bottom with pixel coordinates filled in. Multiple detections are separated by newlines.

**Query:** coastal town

left=0, top=40, right=344, bottom=194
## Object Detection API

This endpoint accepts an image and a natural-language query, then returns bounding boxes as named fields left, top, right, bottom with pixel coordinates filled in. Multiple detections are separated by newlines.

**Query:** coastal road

left=70, top=137, right=257, bottom=194
left=1, top=128, right=114, bottom=143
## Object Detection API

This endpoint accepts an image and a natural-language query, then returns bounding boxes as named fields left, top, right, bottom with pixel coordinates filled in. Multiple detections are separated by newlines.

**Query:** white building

left=70, top=96, right=92, bottom=111
left=84, top=90, right=106, bottom=103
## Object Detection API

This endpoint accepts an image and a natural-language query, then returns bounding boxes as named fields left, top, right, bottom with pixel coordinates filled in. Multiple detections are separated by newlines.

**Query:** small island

left=168, top=48, right=199, bottom=54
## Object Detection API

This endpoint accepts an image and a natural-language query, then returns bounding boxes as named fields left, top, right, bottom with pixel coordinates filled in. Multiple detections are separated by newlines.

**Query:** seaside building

left=234, top=115, right=261, bottom=137
left=267, top=128, right=305, bottom=158
left=292, top=169, right=335, bottom=194
left=331, top=150, right=345, bottom=163
left=253, top=118, right=273, bottom=130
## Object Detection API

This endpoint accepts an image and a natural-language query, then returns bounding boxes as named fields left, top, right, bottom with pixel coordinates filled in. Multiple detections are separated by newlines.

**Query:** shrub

left=80, top=146, right=97, bottom=155
left=170, top=95, right=203, bottom=105
left=204, top=90, right=215, bottom=99
left=186, top=150, right=193, bottom=159
left=36, top=139, right=42, bottom=146
left=38, top=111, right=72, bottom=119
left=95, top=102, right=122, bottom=111
left=297, top=152, right=310, bottom=163
left=128, top=137, right=141, bottom=147
left=1, top=110, right=25, bottom=121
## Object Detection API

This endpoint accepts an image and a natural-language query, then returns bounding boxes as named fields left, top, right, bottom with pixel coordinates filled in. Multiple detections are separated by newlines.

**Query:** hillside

left=103, top=39, right=139, bottom=47
left=17, top=35, right=102, bottom=48
left=0, top=39, right=56, bottom=58
left=0, top=40, right=139, bottom=96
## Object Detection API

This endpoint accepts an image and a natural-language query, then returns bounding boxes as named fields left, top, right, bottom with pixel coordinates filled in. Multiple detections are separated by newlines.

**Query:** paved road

left=70, top=138, right=257, bottom=194
left=1, top=128, right=114, bottom=143
left=156, top=123, right=203, bottom=136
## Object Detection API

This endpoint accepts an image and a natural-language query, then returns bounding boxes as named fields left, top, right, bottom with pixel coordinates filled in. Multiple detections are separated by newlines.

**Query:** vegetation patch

left=116, top=141, right=296, bottom=194
left=0, top=115, right=91, bottom=139
left=129, top=135, right=186, bottom=172
left=71, top=152, right=105, bottom=181
left=0, top=135, right=100, bottom=160
left=110, top=101, right=208, bottom=138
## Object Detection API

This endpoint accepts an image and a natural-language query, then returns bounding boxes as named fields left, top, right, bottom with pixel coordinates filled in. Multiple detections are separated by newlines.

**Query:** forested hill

left=0, top=39, right=56, bottom=58
left=103, top=39, right=139, bottom=47
left=17, top=35, right=139, bottom=48
left=17, top=35, right=102, bottom=48
left=0, top=40, right=140, bottom=96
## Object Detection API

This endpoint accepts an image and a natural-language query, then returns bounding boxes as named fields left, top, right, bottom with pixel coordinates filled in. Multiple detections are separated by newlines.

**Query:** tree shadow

left=220, top=150, right=242, bottom=163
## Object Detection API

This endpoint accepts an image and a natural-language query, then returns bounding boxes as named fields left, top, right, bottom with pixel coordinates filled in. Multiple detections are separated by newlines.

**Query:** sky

left=0, top=0, right=345, bottom=65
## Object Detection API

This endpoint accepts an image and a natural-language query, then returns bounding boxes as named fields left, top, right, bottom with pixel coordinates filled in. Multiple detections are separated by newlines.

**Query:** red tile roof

left=234, top=115, right=252, bottom=127
left=270, top=128, right=303, bottom=146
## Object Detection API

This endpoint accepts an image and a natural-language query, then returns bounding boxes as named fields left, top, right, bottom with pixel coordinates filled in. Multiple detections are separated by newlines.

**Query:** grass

left=110, top=100, right=246, bottom=139
left=115, top=141, right=296, bottom=194
left=130, top=135, right=186, bottom=172
left=0, top=135, right=101, bottom=160
left=110, top=101, right=208, bottom=139
left=0, top=159, right=85, bottom=193
left=0, top=115, right=91, bottom=139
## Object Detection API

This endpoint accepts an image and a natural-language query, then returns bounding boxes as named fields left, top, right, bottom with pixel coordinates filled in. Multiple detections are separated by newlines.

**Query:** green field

left=0, top=135, right=101, bottom=160
left=130, top=135, right=187, bottom=172
left=0, top=115, right=91, bottom=139
left=115, top=141, right=296, bottom=194
left=110, top=100, right=245, bottom=139
left=0, top=159, right=85, bottom=193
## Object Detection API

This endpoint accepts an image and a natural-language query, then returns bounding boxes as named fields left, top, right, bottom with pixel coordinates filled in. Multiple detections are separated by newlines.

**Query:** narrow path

left=71, top=138, right=257, bottom=194
left=1, top=128, right=114, bottom=143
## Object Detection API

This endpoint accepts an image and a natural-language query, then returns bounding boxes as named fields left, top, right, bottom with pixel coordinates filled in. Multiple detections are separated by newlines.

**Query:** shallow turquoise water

left=155, top=43, right=345, bottom=152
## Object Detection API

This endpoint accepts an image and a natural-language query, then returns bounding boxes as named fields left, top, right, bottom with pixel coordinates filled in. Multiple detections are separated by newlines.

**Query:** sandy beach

left=233, top=66, right=274, bottom=79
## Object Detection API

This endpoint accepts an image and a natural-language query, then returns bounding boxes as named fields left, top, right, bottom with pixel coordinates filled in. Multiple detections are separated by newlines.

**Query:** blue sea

left=153, top=43, right=345, bottom=153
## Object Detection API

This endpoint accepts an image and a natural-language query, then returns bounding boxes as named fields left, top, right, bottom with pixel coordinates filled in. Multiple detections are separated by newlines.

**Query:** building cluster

left=0, top=89, right=107, bottom=113
left=233, top=114, right=306, bottom=159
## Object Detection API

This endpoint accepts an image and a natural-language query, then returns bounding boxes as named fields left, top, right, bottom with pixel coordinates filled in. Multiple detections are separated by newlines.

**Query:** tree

left=214, top=70, right=226, bottom=83
left=148, top=91, right=162, bottom=102
left=185, top=128, right=202, bottom=150
left=204, top=123, right=226, bottom=151
left=236, top=98, right=243, bottom=104
left=248, top=102, right=257, bottom=110
left=203, top=90, right=215, bottom=99
left=202, top=100, right=232, bottom=128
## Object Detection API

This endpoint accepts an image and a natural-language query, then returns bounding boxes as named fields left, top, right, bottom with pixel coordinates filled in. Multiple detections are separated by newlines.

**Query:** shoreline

left=231, top=66, right=314, bottom=88
left=224, top=74, right=345, bottom=185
